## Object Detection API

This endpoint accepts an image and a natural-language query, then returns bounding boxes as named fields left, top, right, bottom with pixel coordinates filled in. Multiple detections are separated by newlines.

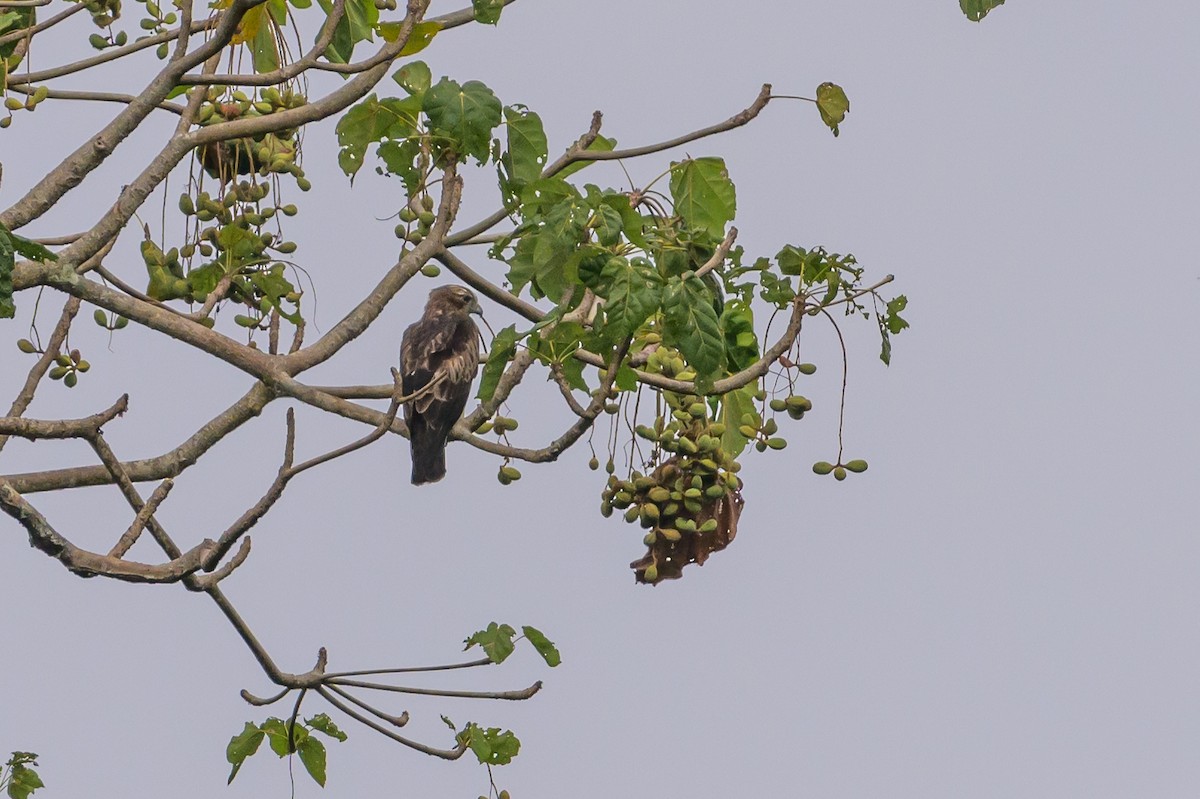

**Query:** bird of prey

left=400, top=285, right=483, bottom=485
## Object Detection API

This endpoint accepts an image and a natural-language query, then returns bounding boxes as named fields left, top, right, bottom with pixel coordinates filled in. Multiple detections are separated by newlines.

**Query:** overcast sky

left=3, top=1, right=1199, bottom=797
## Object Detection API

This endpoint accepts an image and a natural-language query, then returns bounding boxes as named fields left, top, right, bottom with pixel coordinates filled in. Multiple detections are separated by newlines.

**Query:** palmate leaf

left=596, top=257, right=662, bottom=344
left=663, top=276, right=725, bottom=386
left=459, top=724, right=521, bottom=766
left=315, top=0, right=378, bottom=63
left=668, top=157, right=736, bottom=239
left=423, top=77, right=502, bottom=163
left=464, top=622, right=518, bottom=664
left=306, top=713, right=349, bottom=742
left=335, top=93, right=420, bottom=177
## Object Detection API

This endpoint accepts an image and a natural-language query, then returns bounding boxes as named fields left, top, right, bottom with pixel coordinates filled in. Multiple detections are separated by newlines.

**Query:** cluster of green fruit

left=92, top=309, right=130, bottom=331
left=599, top=392, right=742, bottom=581
left=1, top=86, right=49, bottom=129
left=16, top=339, right=96, bottom=389
left=394, top=194, right=441, bottom=276
left=195, top=87, right=310, bottom=188
left=179, top=180, right=297, bottom=232
left=812, top=459, right=869, bottom=481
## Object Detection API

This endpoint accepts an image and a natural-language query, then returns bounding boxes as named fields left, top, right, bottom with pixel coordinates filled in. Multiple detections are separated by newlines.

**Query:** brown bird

left=400, top=285, right=483, bottom=485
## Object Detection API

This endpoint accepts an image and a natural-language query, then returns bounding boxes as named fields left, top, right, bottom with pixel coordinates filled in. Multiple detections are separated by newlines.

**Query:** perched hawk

left=400, top=285, right=483, bottom=485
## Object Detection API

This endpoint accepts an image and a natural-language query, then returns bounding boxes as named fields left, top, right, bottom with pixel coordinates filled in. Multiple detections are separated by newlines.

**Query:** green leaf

left=720, top=300, right=758, bottom=372
left=669, top=157, right=736, bottom=239
left=6, top=764, right=44, bottom=799
left=226, top=722, right=266, bottom=784
left=306, top=713, right=348, bottom=742
left=596, top=257, right=662, bottom=344
left=296, top=738, right=327, bottom=787
left=0, top=229, right=14, bottom=319
left=960, top=0, right=1005, bottom=21
left=815, top=82, right=850, bottom=137
left=885, top=294, right=909, bottom=335
left=459, top=724, right=521, bottom=766
left=502, top=106, right=548, bottom=187
left=521, top=625, right=561, bottom=667
left=423, top=77, right=502, bottom=163
left=719, top=385, right=759, bottom=457
left=464, top=622, right=518, bottom=664
left=315, top=0, right=376, bottom=63
left=335, top=94, right=420, bottom=178
left=663, top=276, right=725, bottom=382
left=600, top=193, right=647, bottom=249
left=590, top=203, right=623, bottom=247
left=554, top=134, right=615, bottom=179
left=477, top=324, right=519, bottom=402
left=472, top=0, right=504, bottom=24
left=376, top=19, right=440, bottom=54
left=260, top=717, right=294, bottom=757
left=7, top=232, right=57, bottom=263
left=250, top=9, right=280, bottom=73
left=377, top=138, right=423, bottom=193
left=392, top=59, right=430, bottom=95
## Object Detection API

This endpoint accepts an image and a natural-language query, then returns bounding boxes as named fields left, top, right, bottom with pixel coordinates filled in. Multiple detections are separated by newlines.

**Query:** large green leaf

left=464, top=622, right=518, bottom=664
left=663, top=276, right=725, bottom=385
left=502, top=105, right=548, bottom=187
left=423, top=77, right=502, bottom=163
left=960, top=0, right=1005, bottom=21
left=815, top=82, right=850, bottom=137
left=315, top=0, right=378, bottom=62
left=460, top=724, right=521, bottom=766
left=596, top=257, right=662, bottom=344
left=668, top=157, right=736, bottom=239
left=305, top=713, right=348, bottom=742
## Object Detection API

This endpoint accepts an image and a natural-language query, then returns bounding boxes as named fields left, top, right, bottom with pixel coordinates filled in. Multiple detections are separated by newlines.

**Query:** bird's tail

left=409, top=416, right=448, bottom=485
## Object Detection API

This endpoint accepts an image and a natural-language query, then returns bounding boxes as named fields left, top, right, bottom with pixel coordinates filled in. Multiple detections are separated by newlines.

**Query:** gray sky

left=3, top=1, right=1199, bottom=797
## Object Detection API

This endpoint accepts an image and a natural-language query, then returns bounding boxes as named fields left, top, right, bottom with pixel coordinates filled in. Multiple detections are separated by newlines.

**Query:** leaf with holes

left=464, top=622, right=518, bottom=664
left=521, top=625, right=561, bottom=667
left=423, top=77, right=502, bottom=163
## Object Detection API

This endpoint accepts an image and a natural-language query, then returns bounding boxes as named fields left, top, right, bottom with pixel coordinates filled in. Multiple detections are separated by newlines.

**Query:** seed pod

left=623, top=506, right=640, bottom=523
left=643, top=563, right=659, bottom=582
left=737, top=424, right=758, bottom=438
left=643, top=531, right=657, bottom=546
left=676, top=518, right=696, bottom=533
left=588, top=456, right=600, bottom=471
left=812, top=461, right=835, bottom=475
left=659, top=527, right=682, bottom=542
left=834, top=466, right=847, bottom=481
left=420, top=264, right=441, bottom=278
left=635, top=425, right=657, bottom=441
left=708, top=423, right=725, bottom=436
left=281, top=204, right=298, bottom=216
left=785, top=395, right=812, bottom=412
left=684, top=487, right=702, bottom=500
left=500, top=465, right=522, bottom=482
left=600, top=501, right=613, bottom=518
left=762, top=418, right=778, bottom=435
left=647, top=487, right=670, bottom=503
left=663, top=502, right=679, bottom=517
left=114, top=316, right=129, bottom=329
left=704, top=484, right=725, bottom=499
left=845, top=459, right=869, bottom=473
left=699, top=519, right=719, bottom=533
left=49, top=366, right=69, bottom=380
left=296, top=176, right=312, bottom=191
left=17, top=338, right=37, bottom=353
left=64, top=372, right=78, bottom=388
left=769, top=398, right=787, bottom=412
left=76, top=360, right=91, bottom=373
left=31, top=86, right=49, bottom=104
left=276, top=241, right=298, bottom=254
left=798, top=362, right=817, bottom=375
left=766, top=437, right=787, bottom=450
left=55, top=353, right=73, bottom=367
left=5, top=96, right=29, bottom=111
left=89, top=33, right=108, bottom=49
left=640, top=504, right=660, bottom=524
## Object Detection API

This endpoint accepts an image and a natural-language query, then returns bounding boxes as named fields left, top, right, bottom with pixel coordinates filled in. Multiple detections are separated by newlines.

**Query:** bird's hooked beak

left=468, top=298, right=483, bottom=316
